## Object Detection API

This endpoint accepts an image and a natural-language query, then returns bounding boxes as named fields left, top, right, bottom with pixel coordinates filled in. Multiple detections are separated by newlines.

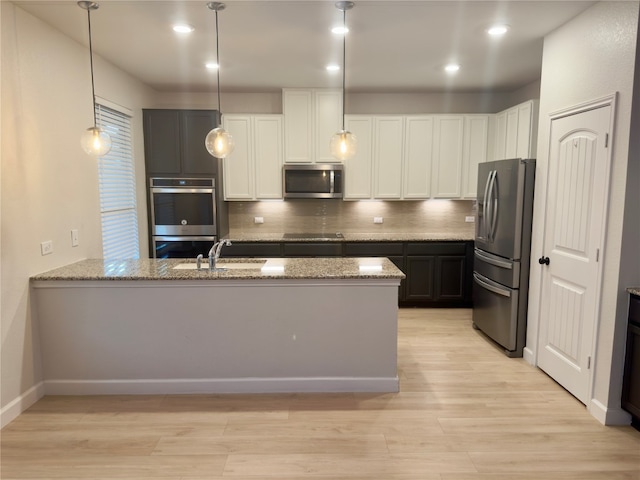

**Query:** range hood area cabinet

left=143, top=109, right=220, bottom=176
left=283, top=88, right=343, bottom=164
left=221, top=114, right=283, bottom=200
left=342, top=114, right=489, bottom=201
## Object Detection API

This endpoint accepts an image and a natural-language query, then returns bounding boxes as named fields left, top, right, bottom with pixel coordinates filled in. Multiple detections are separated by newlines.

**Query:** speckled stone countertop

left=628, top=287, right=640, bottom=297
left=225, top=232, right=474, bottom=242
left=31, top=257, right=405, bottom=282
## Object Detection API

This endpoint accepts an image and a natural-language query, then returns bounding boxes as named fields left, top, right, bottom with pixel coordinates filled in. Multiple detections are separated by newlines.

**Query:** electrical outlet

left=373, top=217, right=384, bottom=224
left=254, top=216, right=264, bottom=224
left=71, top=229, right=79, bottom=247
left=465, top=216, right=475, bottom=223
left=41, top=240, right=53, bottom=256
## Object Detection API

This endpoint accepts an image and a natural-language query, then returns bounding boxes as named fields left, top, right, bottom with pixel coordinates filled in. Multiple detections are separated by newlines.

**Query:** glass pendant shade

left=205, top=127, right=235, bottom=158
left=330, top=130, right=357, bottom=161
left=80, top=126, right=112, bottom=156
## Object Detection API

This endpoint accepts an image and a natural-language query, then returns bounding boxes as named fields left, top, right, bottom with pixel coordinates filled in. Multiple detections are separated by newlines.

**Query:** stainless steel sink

left=173, top=260, right=266, bottom=270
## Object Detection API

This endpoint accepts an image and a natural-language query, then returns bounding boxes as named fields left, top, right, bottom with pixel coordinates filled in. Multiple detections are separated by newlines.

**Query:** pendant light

left=330, top=1, right=357, bottom=161
left=78, top=1, right=111, bottom=157
left=205, top=2, right=234, bottom=159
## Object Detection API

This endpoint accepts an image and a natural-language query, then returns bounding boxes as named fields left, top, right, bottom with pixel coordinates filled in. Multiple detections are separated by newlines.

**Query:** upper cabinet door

left=254, top=115, right=283, bottom=199
left=504, top=108, right=519, bottom=158
left=461, top=115, right=489, bottom=199
left=373, top=116, right=404, bottom=199
left=403, top=116, right=434, bottom=199
left=181, top=110, right=218, bottom=174
left=143, top=109, right=181, bottom=174
left=283, top=89, right=313, bottom=163
left=516, top=100, right=539, bottom=158
left=494, top=111, right=507, bottom=160
left=222, top=115, right=254, bottom=200
left=344, top=115, right=373, bottom=199
left=432, top=116, right=464, bottom=198
left=314, top=90, right=343, bottom=163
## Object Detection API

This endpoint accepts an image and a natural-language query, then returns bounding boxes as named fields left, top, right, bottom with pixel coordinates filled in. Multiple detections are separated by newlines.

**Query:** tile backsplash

left=228, top=199, right=476, bottom=236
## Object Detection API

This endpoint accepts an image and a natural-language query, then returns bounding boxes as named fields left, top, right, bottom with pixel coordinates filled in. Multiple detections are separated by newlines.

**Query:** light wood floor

left=2, top=308, right=640, bottom=479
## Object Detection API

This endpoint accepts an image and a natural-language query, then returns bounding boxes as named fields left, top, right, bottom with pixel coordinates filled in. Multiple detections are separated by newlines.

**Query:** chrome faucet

left=208, top=239, right=232, bottom=270
left=196, top=253, right=204, bottom=270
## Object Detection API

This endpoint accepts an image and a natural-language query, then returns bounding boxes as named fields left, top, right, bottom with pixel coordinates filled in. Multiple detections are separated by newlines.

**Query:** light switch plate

left=374, top=217, right=384, bottom=224
left=465, top=216, right=475, bottom=223
left=254, top=217, right=264, bottom=224
left=71, top=229, right=79, bottom=247
left=41, top=240, right=53, bottom=255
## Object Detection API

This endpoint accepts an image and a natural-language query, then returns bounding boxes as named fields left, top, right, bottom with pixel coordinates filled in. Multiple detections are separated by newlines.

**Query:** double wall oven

left=149, top=177, right=218, bottom=258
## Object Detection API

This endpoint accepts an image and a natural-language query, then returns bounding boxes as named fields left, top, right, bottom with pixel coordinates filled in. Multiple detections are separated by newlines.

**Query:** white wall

left=527, top=1, right=639, bottom=425
left=0, top=2, right=156, bottom=427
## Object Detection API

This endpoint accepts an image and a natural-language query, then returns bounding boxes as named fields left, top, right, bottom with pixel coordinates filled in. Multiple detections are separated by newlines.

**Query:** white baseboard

left=589, top=398, right=632, bottom=426
left=43, top=376, right=400, bottom=395
left=1, top=382, right=45, bottom=429
left=523, top=347, right=535, bottom=365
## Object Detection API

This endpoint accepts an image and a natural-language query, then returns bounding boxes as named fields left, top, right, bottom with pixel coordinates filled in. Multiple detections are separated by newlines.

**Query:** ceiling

left=14, top=0, right=597, bottom=93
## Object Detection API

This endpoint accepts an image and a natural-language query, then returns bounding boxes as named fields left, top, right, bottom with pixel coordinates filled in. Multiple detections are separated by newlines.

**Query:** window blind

left=96, top=104, right=140, bottom=260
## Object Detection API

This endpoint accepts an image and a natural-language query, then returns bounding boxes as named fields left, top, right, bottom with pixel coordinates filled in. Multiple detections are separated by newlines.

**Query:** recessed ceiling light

left=445, top=63, right=460, bottom=73
left=205, top=62, right=219, bottom=70
left=326, top=64, right=340, bottom=72
left=331, top=26, right=349, bottom=34
left=172, top=24, right=195, bottom=34
left=487, top=25, right=509, bottom=36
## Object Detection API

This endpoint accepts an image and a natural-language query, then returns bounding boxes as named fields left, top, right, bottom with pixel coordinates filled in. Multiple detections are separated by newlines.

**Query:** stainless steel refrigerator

left=473, top=158, right=535, bottom=357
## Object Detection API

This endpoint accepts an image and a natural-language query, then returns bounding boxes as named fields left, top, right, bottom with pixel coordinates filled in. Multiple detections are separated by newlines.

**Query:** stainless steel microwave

left=283, top=164, right=343, bottom=199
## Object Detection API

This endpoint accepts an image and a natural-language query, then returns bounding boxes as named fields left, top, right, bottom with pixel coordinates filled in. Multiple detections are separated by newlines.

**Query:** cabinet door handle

left=538, top=256, right=550, bottom=266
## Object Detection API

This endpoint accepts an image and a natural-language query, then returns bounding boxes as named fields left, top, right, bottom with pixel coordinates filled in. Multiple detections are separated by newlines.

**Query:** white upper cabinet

left=222, top=114, right=283, bottom=201
left=283, top=89, right=342, bottom=164
left=403, top=116, right=434, bottom=199
left=343, top=115, right=373, bottom=199
left=493, top=99, right=539, bottom=160
left=461, top=115, right=490, bottom=199
left=373, top=116, right=404, bottom=199
left=431, top=116, right=464, bottom=198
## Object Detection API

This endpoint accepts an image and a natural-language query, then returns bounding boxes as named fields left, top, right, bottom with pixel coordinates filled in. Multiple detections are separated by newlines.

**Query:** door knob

left=538, top=256, right=550, bottom=265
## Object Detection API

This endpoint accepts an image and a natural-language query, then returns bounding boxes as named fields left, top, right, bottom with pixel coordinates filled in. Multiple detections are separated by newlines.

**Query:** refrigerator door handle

left=474, top=249, right=513, bottom=269
left=484, top=170, right=496, bottom=242
left=473, top=272, right=512, bottom=298
left=482, top=171, right=492, bottom=239
left=490, top=171, right=499, bottom=241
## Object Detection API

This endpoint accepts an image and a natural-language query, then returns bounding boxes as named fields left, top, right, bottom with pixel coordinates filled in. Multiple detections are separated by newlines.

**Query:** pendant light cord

left=215, top=8, right=222, bottom=127
left=87, top=7, right=98, bottom=128
left=341, top=8, right=346, bottom=131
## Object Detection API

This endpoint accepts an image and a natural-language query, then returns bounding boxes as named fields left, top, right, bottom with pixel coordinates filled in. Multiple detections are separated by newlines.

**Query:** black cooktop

left=283, top=232, right=344, bottom=239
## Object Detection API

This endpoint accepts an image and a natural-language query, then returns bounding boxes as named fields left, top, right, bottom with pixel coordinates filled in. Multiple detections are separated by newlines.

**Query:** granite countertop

left=225, top=232, right=474, bottom=242
left=30, top=257, right=406, bottom=282
left=628, top=287, right=640, bottom=297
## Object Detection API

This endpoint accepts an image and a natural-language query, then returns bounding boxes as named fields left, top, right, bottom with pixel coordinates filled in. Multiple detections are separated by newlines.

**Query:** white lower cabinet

left=222, top=114, right=283, bottom=200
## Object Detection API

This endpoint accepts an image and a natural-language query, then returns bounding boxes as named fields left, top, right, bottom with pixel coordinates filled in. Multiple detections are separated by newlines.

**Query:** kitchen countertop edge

left=30, top=258, right=406, bottom=282
left=627, top=287, right=640, bottom=297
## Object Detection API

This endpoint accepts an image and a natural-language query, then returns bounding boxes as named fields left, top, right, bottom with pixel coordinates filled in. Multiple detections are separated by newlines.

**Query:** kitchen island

left=30, top=257, right=404, bottom=395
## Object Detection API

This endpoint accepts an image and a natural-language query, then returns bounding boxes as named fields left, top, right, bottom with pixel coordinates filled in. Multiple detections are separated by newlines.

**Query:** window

left=96, top=103, right=140, bottom=260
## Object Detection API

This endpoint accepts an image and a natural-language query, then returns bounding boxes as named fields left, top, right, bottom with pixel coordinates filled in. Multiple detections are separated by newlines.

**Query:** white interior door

left=537, top=105, right=611, bottom=404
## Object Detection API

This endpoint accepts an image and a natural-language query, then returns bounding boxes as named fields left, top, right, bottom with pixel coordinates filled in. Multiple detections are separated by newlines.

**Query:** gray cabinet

left=622, top=294, right=640, bottom=426
left=144, top=109, right=220, bottom=176
left=219, top=239, right=473, bottom=307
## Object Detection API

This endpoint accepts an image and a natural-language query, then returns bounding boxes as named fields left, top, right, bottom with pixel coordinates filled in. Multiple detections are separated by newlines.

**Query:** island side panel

left=33, top=279, right=399, bottom=394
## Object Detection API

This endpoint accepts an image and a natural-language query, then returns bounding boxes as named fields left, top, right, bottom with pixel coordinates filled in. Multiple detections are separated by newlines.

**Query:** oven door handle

left=473, top=273, right=512, bottom=298
left=151, top=187, right=214, bottom=194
